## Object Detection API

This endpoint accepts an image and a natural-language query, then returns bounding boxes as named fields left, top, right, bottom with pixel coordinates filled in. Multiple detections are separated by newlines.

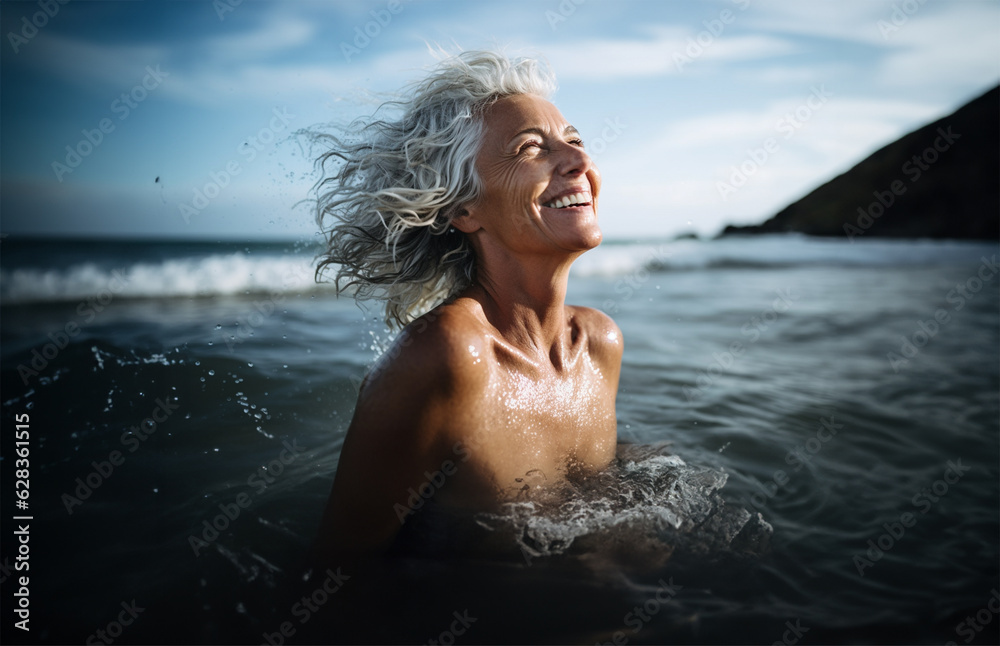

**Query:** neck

left=471, top=249, right=580, bottom=360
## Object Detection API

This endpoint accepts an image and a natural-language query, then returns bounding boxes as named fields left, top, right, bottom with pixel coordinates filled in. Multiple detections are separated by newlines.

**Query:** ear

left=449, top=205, right=482, bottom=234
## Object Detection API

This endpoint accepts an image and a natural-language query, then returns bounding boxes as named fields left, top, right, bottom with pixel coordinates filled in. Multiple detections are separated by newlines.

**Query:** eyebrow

left=508, top=125, right=581, bottom=146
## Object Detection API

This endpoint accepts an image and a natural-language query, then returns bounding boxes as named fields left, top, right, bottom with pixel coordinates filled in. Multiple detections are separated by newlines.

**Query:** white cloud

left=742, top=0, right=893, bottom=44
left=542, top=29, right=794, bottom=80
left=876, top=4, right=1000, bottom=91
left=205, top=17, right=316, bottom=59
left=31, top=33, right=169, bottom=89
left=9, top=0, right=999, bottom=241
left=596, top=93, right=950, bottom=236
left=743, top=0, right=1000, bottom=94
left=157, top=64, right=348, bottom=108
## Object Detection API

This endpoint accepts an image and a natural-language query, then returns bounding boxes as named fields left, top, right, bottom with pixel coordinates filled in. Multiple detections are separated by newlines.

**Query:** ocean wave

left=0, top=253, right=333, bottom=304
left=570, top=236, right=997, bottom=278
left=2, top=236, right=994, bottom=302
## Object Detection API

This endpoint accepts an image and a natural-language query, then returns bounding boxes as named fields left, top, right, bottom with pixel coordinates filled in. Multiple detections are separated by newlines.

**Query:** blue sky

left=1, top=0, right=997, bottom=241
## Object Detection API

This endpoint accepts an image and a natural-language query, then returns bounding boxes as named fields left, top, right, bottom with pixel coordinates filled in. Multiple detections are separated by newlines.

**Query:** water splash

left=473, top=443, right=772, bottom=564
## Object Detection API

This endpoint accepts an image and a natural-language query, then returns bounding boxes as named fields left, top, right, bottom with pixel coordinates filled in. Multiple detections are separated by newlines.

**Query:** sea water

left=1, top=234, right=997, bottom=644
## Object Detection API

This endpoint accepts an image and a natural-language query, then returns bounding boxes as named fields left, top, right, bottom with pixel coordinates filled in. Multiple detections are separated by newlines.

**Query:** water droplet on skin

left=208, top=370, right=215, bottom=376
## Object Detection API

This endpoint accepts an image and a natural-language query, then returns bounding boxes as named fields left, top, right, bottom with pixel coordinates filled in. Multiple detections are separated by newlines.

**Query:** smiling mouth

left=541, top=192, right=592, bottom=209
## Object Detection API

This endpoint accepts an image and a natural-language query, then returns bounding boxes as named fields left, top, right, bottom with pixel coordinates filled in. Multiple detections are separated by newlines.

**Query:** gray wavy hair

left=311, top=50, right=557, bottom=328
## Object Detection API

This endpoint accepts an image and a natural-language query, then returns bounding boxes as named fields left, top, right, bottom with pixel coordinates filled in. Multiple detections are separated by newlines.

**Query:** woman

left=313, top=51, right=622, bottom=559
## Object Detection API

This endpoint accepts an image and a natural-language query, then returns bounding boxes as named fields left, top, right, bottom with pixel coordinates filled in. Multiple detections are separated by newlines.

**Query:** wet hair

left=311, top=50, right=557, bottom=328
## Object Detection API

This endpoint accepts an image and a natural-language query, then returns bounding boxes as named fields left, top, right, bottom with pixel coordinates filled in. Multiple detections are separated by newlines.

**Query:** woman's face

left=457, top=94, right=602, bottom=256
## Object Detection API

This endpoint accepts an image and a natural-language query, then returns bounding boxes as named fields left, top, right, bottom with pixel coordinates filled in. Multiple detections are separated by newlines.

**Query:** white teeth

left=544, top=192, right=590, bottom=209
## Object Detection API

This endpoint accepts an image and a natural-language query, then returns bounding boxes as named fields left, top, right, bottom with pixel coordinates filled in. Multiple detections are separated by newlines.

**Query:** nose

left=556, top=140, right=596, bottom=177
left=555, top=140, right=600, bottom=199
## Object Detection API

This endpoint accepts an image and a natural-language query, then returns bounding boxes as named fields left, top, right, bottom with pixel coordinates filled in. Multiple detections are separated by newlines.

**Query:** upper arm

left=317, top=316, right=486, bottom=558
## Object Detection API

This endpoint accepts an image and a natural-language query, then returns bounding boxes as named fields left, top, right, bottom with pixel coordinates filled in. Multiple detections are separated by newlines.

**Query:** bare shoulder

left=568, top=305, right=624, bottom=363
left=397, top=300, right=491, bottom=380
left=356, top=299, right=491, bottom=431
left=319, top=300, right=493, bottom=555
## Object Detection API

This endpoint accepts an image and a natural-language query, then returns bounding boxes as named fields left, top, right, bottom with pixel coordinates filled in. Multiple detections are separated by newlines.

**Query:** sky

left=1, top=0, right=998, bottom=241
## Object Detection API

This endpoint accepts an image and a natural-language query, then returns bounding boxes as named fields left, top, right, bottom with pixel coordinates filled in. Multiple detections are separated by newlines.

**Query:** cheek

left=480, top=161, right=544, bottom=204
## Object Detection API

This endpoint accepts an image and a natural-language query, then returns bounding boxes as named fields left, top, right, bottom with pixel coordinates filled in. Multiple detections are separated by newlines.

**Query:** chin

left=582, top=227, right=603, bottom=249
left=565, top=224, right=603, bottom=252
left=540, top=206, right=603, bottom=252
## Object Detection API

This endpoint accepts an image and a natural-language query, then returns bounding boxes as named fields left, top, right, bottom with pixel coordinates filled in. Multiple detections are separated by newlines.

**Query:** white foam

left=0, top=253, right=333, bottom=304
left=571, top=236, right=997, bottom=278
